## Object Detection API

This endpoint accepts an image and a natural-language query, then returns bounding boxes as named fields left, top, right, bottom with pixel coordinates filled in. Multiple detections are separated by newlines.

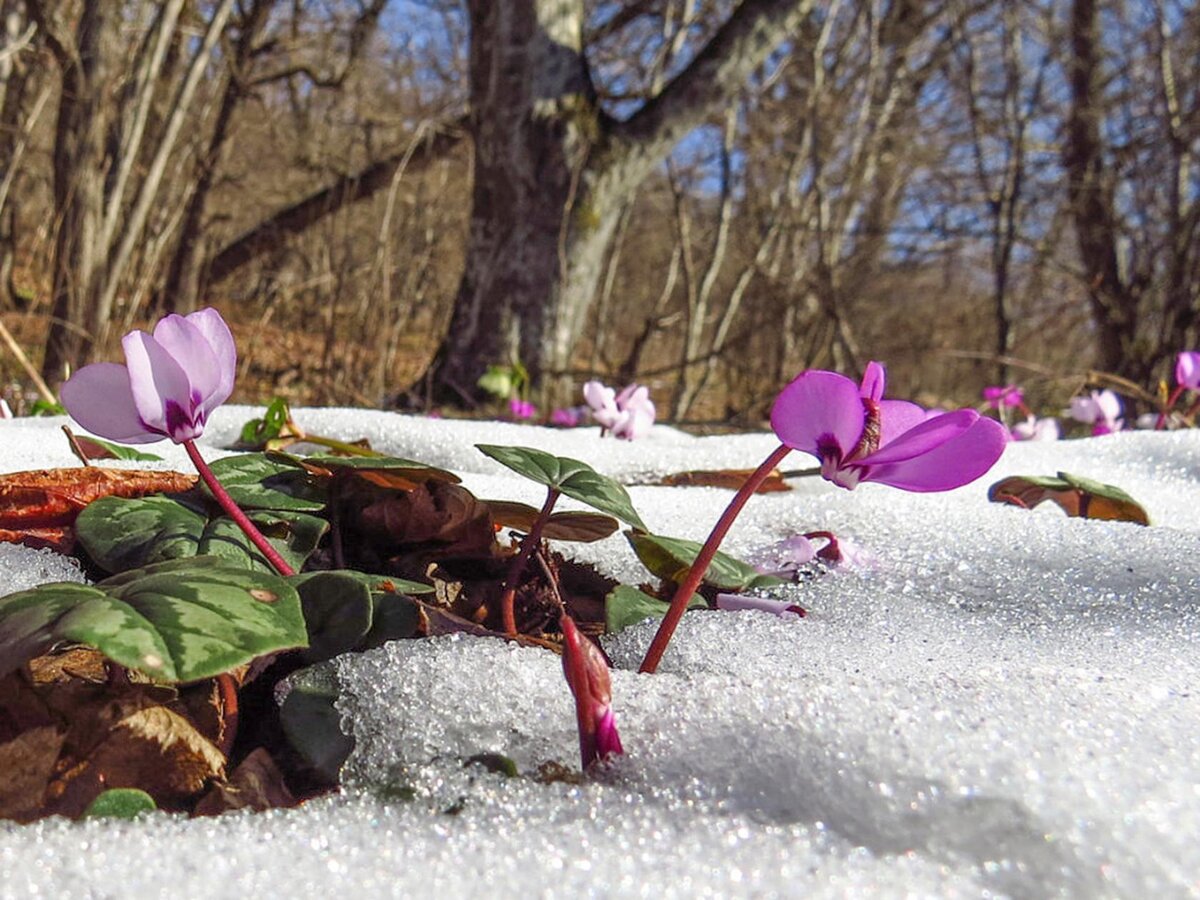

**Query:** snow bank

left=1, top=409, right=1198, bottom=898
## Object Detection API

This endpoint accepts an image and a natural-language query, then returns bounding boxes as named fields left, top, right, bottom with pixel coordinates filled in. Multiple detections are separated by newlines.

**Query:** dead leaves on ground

left=0, top=467, right=197, bottom=552
left=0, top=646, right=297, bottom=822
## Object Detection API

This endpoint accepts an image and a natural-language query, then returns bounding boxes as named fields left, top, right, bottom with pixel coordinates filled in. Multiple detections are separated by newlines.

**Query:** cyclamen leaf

left=605, top=584, right=706, bottom=634
left=82, top=789, right=158, bottom=819
left=71, top=435, right=164, bottom=462
left=0, top=557, right=306, bottom=682
left=207, top=453, right=326, bottom=511
left=626, top=532, right=786, bottom=592
left=988, top=472, right=1150, bottom=525
left=475, top=444, right=645, bottom=529
left=75, top=495, right=328, bottom=574
left=279, top=664, right=354, bottom=783
left=485, top=499, right=620, bottom=542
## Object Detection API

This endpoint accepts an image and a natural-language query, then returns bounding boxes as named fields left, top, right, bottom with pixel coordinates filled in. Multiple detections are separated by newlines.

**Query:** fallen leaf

left=0, top=468, right=196, bottom=529
left=0, top=726, right=65, bottom=821
left=988, top=472, right=1150, bottom=525
left=647, top=468, right=792, bottom=493
left=193, top=748, right=296, bottom=816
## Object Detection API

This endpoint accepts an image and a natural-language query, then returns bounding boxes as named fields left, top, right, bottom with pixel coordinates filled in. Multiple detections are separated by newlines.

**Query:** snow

left=2, top=407, right=1199, bottom=898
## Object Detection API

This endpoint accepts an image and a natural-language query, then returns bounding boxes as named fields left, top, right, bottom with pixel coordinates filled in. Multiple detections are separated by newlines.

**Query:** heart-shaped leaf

left=485, top=499, right=619, bottom=542
left=626, top=532, right=785, bottom=592
left=75, top=495, right=329, bottom=574
left=75, top=494, right=207, bottom=571
left=0, top=557, right=306, bottom=682
left=284, top=453, right=462, bottom=491
left=81, top=788, right=158, bottom=819
left=71, top=435, right=164, bottom=462
left=206, top=453, right=326, bottom=511
left=290, top=572, right=374, bottom=663
left=279, top=665, right=354, bottom=783
left=605, top=584, right=705, bottom=633
left=988, top=472, right=1149, bottom=525
left=475, top=445, right=645, bottom=529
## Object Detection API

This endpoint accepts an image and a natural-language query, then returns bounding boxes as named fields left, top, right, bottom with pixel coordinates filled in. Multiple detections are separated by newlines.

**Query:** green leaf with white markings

left=605, top=584, right=705, bottom=633
left=206, top=453, right=326, bottom=511
left=626, top=532, right=785, bottom=592
left=475, top=445, right=645, bottom=529
left=0, top=557, right=306, bottom=682
left=75, top=494, right=328, bottom=574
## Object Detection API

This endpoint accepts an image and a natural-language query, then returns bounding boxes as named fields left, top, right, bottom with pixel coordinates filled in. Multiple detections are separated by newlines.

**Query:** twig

left=0, top=317, right=57, bottom=405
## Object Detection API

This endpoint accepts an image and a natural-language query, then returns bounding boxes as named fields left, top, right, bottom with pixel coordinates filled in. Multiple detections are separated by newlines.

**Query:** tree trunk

left=427, top=0, right=596, bottom=405
left=39, top=2, right=118, bottom=381
left=426, top=0, right=816, bottom=407
left=1063, top=0, right=1139, bottom=379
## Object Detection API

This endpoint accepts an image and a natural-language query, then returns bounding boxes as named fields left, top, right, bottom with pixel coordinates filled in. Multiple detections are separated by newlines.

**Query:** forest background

left=0, top=0, right=1196, bottom=423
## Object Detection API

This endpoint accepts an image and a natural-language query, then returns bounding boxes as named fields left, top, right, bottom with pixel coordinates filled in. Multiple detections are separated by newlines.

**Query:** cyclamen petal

left=59, top=363, right=164, bottom=444
left=862, top=416, right=1009, bottom=492
left=770, top=371, right=864, bottom=459
left=855, top=409, right=978, bottom=468
left=62, top=307, right=237, bottom=445
left=1176, top=352, right=1200, bottom=390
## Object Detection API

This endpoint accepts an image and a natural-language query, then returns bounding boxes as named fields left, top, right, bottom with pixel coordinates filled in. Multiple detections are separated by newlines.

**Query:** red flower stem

left=184, top=440, right=296, bottom=577
left=499, top=487, right=561, bottom=635
left=639, top=442, right=792, bottom=675
left=1156, top=386, right=1185, bottom=429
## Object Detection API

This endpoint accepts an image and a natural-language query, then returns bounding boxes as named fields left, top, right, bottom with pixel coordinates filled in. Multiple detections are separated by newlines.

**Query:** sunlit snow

left=2, top=407, right=1199, bottom=898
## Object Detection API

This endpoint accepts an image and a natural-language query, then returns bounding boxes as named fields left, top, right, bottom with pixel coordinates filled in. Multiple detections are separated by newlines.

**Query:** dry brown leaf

left=0, top=726, right=65, bottom=821
left=650, top=468, right=792, bottom=493
left=193, top=748, right=297, bottom=816
left=0, top=467, right=197, bottom=528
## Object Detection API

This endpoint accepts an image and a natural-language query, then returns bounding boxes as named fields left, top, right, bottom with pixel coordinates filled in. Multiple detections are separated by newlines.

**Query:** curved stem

left=639, top=442, right=792, bottom=674
left=1156, top=386, right=1185, bottom=430
left=499, top=487, right=561, bottom=635
left=295, top=433, right=382, bottom=457
left=184, top=440, right=296, bottom=577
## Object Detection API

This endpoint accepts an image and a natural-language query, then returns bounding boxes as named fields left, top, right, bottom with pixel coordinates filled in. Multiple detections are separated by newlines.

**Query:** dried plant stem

left=498, top=488, right=561, bottom=635
left=639, top=442, right=792, bottom=674
left=184, top=440, right=296, bottom=577
left=0, top=317, right=57, bottom=406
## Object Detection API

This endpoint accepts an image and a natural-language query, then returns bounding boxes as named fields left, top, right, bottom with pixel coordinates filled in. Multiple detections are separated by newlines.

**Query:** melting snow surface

left=2, top=408, right=1199, bottom=898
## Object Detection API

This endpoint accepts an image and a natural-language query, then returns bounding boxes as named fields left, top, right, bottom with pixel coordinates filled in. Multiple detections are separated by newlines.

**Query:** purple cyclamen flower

left=770, top=360, right=1007, bottom=492
left=0, top=398, right=11, bottom=419
left=560, top=614, right=623, bottom=769
left=1175, top=352, right=1200, bottom=390
left=1067, top=390, right=1122, bottom=435
left=509, top=397, right=537, bottom=420
left=716, top=593, right=806, bottom=619
left=1010, top=415, right=1060, bottom=442
left=550, top=406, right=586, bottom=427
left=61, top=308, right=235, bottom=444
left=583, top=380, right=656, bottom=440
left=982, top=384, right=1025, bottom=410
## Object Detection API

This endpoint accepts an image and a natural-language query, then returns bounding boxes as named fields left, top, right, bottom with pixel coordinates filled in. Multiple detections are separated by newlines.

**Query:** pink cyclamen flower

left=1067, top=390, right=1122, bottom=435
left=550, top=405, right=586, bottom=427
left=1010, top=415, right=1060, bottom=441
left=560, top=614, right=623, bottom=769
left=583, top=380, right=656, bottom=440
left=1175, top=352, right=1200, bottom=390
left=0, top=398, right=11, bottom=419
left=61, top=308, right=235, bottom=444
left=982, top=384, right=1025, bottom=409
left=508, top=397, right=537, bottom=420
left=716, top=593, right=806, bottom=619
left=770, top=361, right=1007, bottom=491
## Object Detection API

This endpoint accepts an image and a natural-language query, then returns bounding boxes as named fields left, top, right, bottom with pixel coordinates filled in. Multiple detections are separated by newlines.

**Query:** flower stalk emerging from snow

left=1156, top=352, right=1200, bottom=429
left=638, top=361, right=1007, bottom=674
left=61, top=308, right=295, bottom=577
left=560, top=614, right=623, bottom=769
